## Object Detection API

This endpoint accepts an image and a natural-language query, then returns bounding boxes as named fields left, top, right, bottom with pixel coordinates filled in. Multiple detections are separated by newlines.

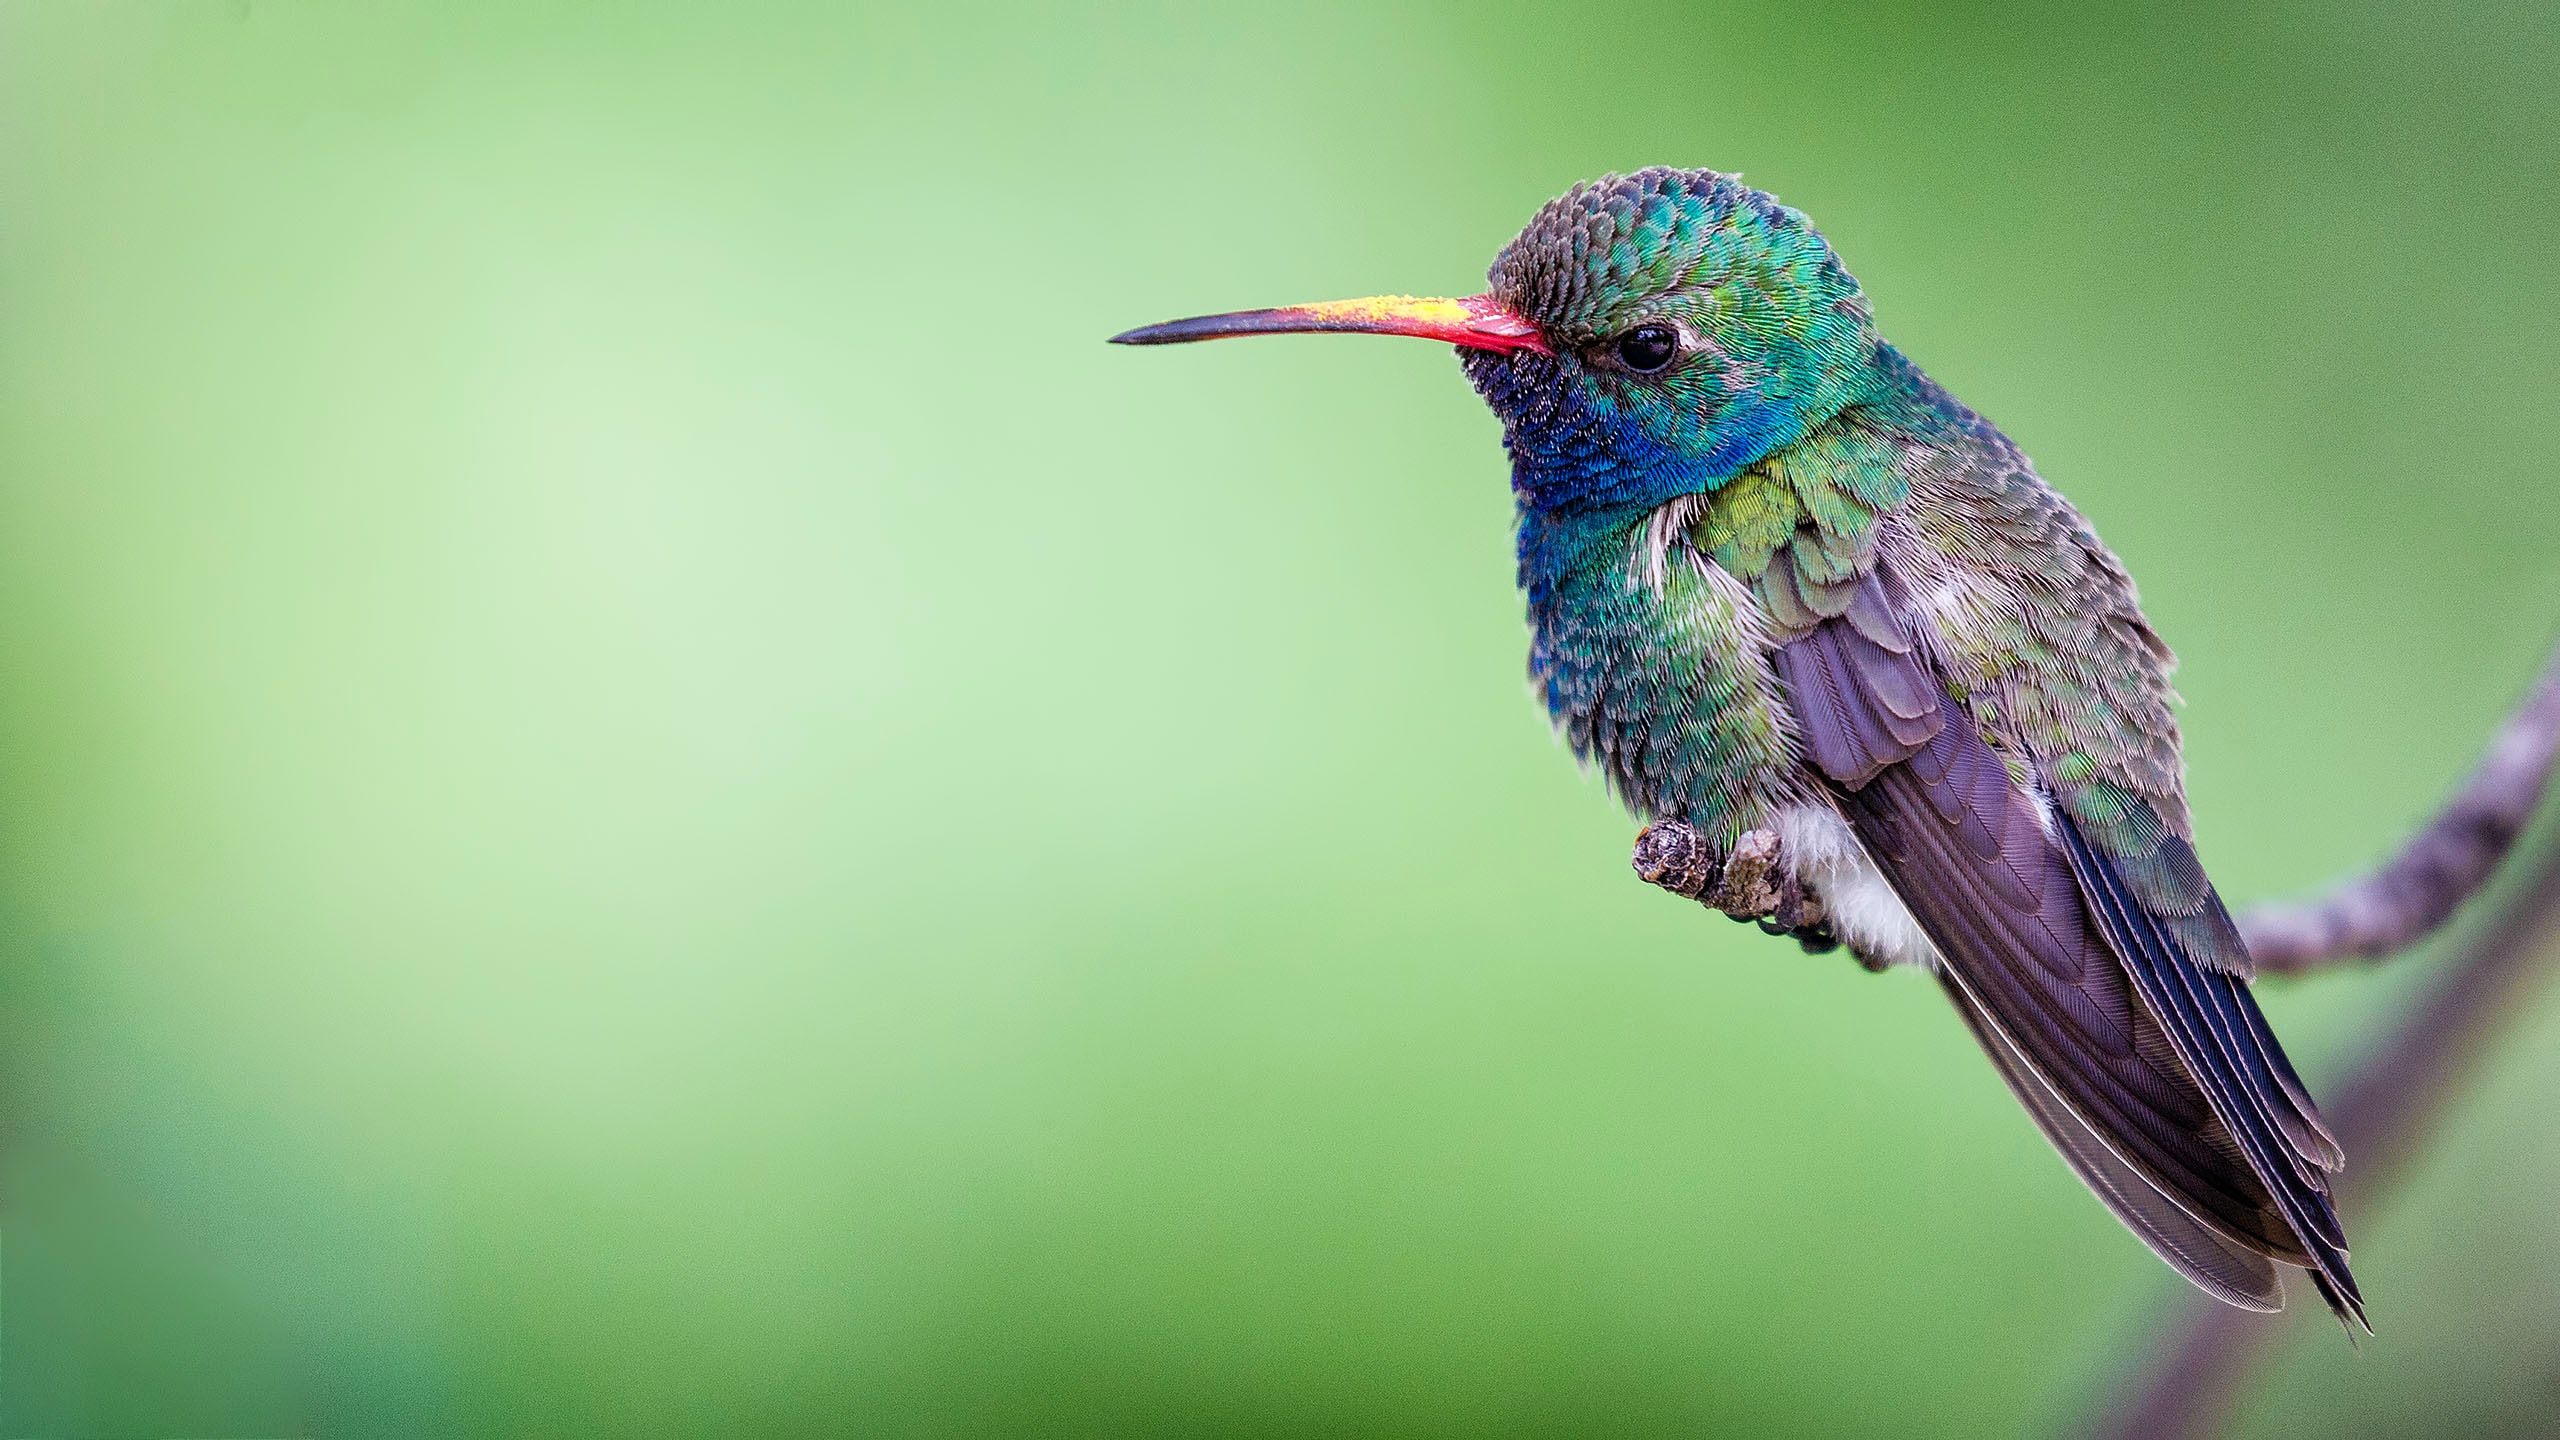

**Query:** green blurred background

left=3, top=2, right=2558, bottom=1434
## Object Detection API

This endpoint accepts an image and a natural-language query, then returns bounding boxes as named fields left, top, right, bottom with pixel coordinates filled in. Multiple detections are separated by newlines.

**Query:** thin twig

left=2084, top=824, right=2560, bottom=1439
left=2241, top=638, right=2560, bottom=973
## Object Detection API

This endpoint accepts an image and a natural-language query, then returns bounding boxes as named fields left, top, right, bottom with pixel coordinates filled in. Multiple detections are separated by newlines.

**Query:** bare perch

left=2240, top=637, right=2560, bottom=972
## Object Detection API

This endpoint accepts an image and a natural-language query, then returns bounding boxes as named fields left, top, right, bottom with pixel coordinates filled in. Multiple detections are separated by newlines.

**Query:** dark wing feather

left=1937, top=971, right=2283, bottom=1311
left=2054, top=811, right=2366, bottom=1328
left=1772, top=593, right=2362, bottom=1325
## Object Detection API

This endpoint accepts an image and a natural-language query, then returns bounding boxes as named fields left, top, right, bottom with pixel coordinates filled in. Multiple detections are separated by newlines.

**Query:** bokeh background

left=4, top=3, right=2559, bottom=1435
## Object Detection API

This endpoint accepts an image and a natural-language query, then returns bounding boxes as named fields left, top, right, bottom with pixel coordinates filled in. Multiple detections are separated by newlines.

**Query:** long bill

left=1109, top=293, right=1547, bottom=355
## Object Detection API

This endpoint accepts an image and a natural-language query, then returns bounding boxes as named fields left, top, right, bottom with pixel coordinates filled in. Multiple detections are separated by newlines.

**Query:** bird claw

left=1633, top=818, right=1859, bottom=963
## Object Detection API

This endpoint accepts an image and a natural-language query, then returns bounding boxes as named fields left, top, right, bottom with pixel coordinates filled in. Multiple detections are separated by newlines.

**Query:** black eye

left=1613, top=323, right=1679, bottom=373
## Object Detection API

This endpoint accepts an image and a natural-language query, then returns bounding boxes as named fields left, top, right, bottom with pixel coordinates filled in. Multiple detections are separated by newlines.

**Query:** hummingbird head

left=1113, top=168, right=1883, bottom=514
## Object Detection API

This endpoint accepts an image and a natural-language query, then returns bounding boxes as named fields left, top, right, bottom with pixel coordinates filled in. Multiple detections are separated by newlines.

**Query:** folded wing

left=1770, top=582, right=2361, bottom=1327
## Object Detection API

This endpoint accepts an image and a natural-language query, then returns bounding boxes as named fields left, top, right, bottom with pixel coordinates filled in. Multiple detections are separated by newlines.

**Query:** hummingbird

left=1113, top=168, right=2363, bottom=1329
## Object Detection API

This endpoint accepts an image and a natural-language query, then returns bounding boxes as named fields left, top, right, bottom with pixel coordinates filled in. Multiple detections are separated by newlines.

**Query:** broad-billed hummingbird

left=1114, top=168, right=2362, bottom=1329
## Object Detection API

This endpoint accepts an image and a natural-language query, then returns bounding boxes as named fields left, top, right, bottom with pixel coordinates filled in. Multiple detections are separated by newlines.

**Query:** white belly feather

left=1769, top=803, right=1943, bottom=969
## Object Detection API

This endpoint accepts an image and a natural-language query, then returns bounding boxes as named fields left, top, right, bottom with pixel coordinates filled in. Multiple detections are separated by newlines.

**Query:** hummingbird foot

left=1632, top=819, right=1862, bottom=965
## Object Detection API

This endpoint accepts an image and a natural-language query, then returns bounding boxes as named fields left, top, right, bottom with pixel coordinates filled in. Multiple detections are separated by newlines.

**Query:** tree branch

left=2240, top=638, right=2560, bottom=973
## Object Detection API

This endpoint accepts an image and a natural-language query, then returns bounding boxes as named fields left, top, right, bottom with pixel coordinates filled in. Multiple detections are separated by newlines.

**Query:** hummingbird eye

left=1612, top=324, right=1680, bottom=373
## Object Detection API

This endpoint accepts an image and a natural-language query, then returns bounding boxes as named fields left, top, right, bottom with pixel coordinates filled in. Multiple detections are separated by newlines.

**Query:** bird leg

left=1628, top=819, right=1771, bottom=911
left=1632, top=818, right=1861, bottom=964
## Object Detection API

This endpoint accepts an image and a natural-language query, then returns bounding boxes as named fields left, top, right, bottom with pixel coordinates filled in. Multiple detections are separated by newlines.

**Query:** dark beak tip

left=1110, top=316, right=1238, bottom=347
left=1108, top=320, right=1202, bottom=346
